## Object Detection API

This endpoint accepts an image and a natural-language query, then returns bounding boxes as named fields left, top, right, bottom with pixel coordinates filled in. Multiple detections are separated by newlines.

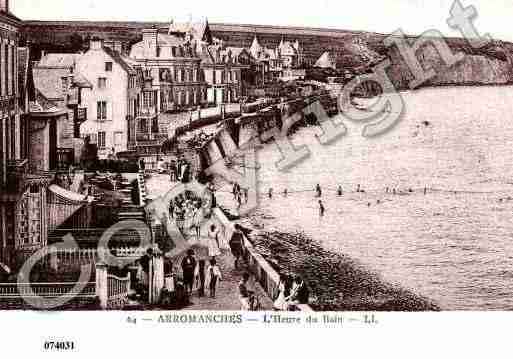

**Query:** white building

left=77, top=38, right=141, bottom=158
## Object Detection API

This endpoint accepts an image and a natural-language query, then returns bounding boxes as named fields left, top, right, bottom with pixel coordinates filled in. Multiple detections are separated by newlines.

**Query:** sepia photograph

left=1, top=0, right=513, bottom=356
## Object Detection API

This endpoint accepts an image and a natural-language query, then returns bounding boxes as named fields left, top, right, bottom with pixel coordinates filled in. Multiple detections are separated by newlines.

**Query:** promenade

left=145, top=174, right=273, bottom=310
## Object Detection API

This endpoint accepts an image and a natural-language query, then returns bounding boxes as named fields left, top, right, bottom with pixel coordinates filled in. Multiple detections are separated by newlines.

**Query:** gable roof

left=72, top=73, right=93, bottom=88
left=314, top=51, right=337, bottom=69
left=32, top=67, right=70, bottom=100
left=167, top=19, right=212, bottom=43
left=38, top=53, right=81, bottom=68
left=29, top=89, right=67, bottom=115
left=103, top=46, right=136, bottom=74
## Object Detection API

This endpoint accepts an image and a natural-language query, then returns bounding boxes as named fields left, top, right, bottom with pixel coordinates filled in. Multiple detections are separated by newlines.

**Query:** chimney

left=113, top=41, right=123, bottom=54
left=0, top=0, right=9, bottom=13
left=90, top=37, right=104, bottom=51
left=104, top=40, right=123, bottom=55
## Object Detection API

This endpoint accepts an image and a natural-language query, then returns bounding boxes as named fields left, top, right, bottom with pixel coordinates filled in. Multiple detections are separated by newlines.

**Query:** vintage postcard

left=0, top=0, right=511, bottom=356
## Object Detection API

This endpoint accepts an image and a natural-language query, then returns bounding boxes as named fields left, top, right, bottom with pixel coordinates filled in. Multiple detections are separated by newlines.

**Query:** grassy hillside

left=22, top=20, right=513, bottom=90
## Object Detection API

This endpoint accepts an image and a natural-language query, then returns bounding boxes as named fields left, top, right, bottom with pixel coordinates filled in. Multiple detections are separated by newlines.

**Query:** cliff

left=21, top=20, right=513, bottom=90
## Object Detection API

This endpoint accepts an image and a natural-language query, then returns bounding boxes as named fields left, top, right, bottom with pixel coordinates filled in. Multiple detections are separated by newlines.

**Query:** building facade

left=199, top=44, right=251, bottom=104
left=77, top=38, right=141, bottom=158
left=0, top=4, right=53, bottom=269
left=32, top=53, right=91, bottom=167
left=249, top=36, right=304, bottom=82
left=129, top=26, right=209, bottom=114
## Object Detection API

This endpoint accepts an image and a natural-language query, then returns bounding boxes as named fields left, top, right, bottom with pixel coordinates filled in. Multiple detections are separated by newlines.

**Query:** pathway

left=144, top=174, right=273, bottom=310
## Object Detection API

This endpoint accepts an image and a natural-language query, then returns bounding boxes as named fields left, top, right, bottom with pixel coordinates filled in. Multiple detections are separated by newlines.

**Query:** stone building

left=0, top=3, right=57, bottom=268
left=77, top=38, right=141, bottom=159
left=249, top=35, right=303, bottom=82
left=32, top=53, right=91, bottom=167
left=129, top=25, right=209, bottom=113
left=198, top=44, right=251, bottom=104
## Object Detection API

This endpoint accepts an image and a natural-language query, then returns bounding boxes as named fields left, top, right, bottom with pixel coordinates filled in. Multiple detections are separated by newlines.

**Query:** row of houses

left=27, top=20, right=271, bottom=158
left=0, top=2, right=312, bottom=269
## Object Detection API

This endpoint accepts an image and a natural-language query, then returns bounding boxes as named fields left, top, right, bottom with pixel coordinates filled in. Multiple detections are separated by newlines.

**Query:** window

left=97, top=131, right=106, bottom=149
left=98, top=77, right=107, bottom=89
left=62, top=77, right=69, bottom=94
left=105, top=62, right=113, bottom=72
left=143, top=92, right=153, bottom=109
left=114, top=132, right=123, bottom=147
left=156, top=46, right=161, bottom=57
left=4, top=44, right=8, bottom=96
left=97, top=101, right=107, bottom=120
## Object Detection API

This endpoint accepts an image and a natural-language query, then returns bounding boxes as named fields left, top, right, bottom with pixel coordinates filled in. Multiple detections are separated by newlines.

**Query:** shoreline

left=238, top=216, right=439, bottom=311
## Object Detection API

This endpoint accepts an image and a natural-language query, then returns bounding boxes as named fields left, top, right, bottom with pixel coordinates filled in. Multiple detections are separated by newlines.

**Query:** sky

left=11, top=0, right=513, bottom=42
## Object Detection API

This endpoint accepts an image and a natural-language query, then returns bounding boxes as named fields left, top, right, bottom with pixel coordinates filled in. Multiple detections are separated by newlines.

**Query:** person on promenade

left=273, top=274, right=288, bottom=311
left=195, top=259, right=206, bottom=297
left=318, top=200, right=325, bottom=217
left=238, top=272, right=252, bottom=310
left=283, top=188, right=288, bottom=197
left=315, top=184, right=322, bottom=197
left=243, top=187, right=249, bottom=203
left=291, top=276, right=310, bottom=304
left=208, top=182, right=217, bottom=209
left=232, top=182, right=240, bottom=200
left=236, top=190, right=242, bottom=210
left=268, top=188, right=273, bottom=199
left=337, top=186, right=343, bottom=196
left=207, top=224, right=221, bottom=259
left=164, top=259, right=175, bottom=293
left=206, top=258, right=222, bottom=298
left=288, top=276, right=310, bottom=307
left=229, top=224, right=245, bottom=269
left=357, top=184, right=361, bottom=193
left=181, top=249, right=197, bottom=295
left=192, top=200, right=203, bottom=240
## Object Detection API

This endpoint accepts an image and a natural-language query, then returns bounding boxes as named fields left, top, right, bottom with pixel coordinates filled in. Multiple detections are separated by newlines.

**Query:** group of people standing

left=181, top=248, right=223, bottom=299
left=177, top=222, right=247, bottom=301
left=232, top=182, right=248, bottom=209
left=167, top=158, right=191, bottom=183
left=169, top=183, right=217, bottom=239
left=273, top=274, right=310, bottom=311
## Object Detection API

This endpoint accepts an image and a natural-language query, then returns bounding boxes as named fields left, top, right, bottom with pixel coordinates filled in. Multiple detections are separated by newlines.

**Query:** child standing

left=206, top=258, right=222, bottom=298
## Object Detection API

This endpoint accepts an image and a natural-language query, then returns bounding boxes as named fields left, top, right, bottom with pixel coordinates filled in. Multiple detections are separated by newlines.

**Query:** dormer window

left=105, top=62, right=113, bottom=72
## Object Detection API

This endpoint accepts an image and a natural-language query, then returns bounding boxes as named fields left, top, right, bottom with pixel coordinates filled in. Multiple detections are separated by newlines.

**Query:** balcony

left=5, top=159, right=28, bottom=193
left=138, top=106, right=157, bottom=118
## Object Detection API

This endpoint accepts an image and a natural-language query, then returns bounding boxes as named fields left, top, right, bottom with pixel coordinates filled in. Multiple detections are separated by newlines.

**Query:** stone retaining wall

left=212, top=208, right=313, bottom=312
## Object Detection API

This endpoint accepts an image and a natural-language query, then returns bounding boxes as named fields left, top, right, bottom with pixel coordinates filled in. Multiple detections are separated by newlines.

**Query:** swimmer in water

left=315, top=184, right=322, bottom=197
left=318, top=200, right=325, bottom=217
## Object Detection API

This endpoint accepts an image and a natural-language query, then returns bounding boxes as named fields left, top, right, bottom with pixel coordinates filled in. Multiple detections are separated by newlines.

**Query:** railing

left=0, top=282, right=96, bottom=298
left=211, top=208, right=314, bottom=312
left=106, top=273, right=130, bottom=307
left=6, top=159, right=28, bottom=193
left=40, top=246, right=150, bottom=264
left=139, top=106, right=157, bottom=117
left=136, top=133, right=157, bottom=141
